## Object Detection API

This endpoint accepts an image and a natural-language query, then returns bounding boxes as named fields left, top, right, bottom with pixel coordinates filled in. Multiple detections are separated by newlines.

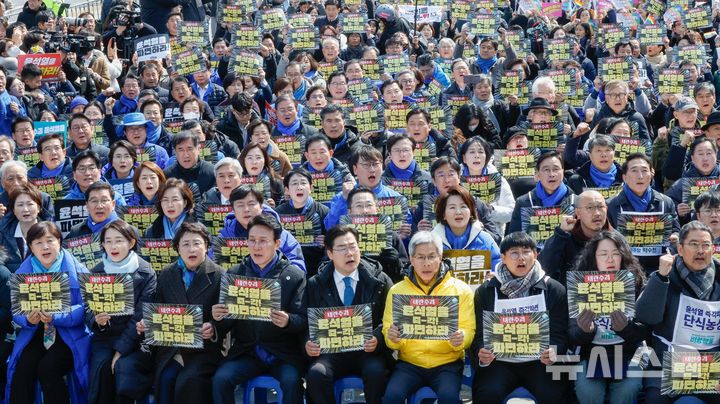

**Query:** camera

left=63, top=17, right=88, bottom=27
left=111, top=8, right=142, bottom=28
left=44, top=32, right=95, bottom=54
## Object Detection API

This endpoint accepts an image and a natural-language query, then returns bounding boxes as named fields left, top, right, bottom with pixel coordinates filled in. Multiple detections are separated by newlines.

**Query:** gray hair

left=171, top=130, right=200, bottom=149
left=0, top=160, right=27, bottom=180
left=474, top=74, right=492, bottom=87
left=214, top=157, right=243, bottom=177
left=322, top=36, right=340, bottom=49
left=694, top=81, right=715, bottom=98
left=0, top=137, right=15, bottom=155
left=408, top=231, right=443, bottom=257
left=438, top=37, right=455, bottom=49
left=588, top=134, right=616, bottom=151
left=531, top=76, right=555, bottom=97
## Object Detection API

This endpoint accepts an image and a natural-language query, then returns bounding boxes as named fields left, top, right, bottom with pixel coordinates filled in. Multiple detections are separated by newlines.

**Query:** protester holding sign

left=143, top=178, right=197, bottom=240
left=0, top=183, right=43, bottom=272
left=238, top=141, right=284, bottom=206
left=6, top=222, right=90, bottom=404
left=382, top=231, right=474, bottom=402
left=271, top=95, right=319, bottom=167
left=694, top=191, right=720, bottom=243
left=636, top=221, right=720, bottom=403
left=135, top=222, right=223, bottom=404
left=247, top=120, right=292, bottom=180
left=87, top=220, right=156, bottom=404
left=471, top=231, right=568, bottom=403
left=300, top=134, right=352, bottom=205
left=127, top=162, right=166, bottom=206
left=200, top=158, right=243, bottom=206
left=102, top=140, right=136, bottom=186
left=305, top=225, right=392, bottom=404
left=64, top=151, right=126, bottom=206
left=588, top=80, right=652, bottom=144
left=566, top=134, right=624, bottom=196
left=163, top=131, right=217, bottom=197
left=211, top=215, right=307, bottom=404
left=26, top=133, right=73, bottom=183
left=665, top=138, right=720, bottom=224
left=66, top=182, right=120, bottom=239
left=67, top=114, right=110, bottom=165
left=114, top=113, right=170, bottom=170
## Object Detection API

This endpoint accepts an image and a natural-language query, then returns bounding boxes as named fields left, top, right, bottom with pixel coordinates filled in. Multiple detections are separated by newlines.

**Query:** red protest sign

left=18, top=53, right=62, bottom=81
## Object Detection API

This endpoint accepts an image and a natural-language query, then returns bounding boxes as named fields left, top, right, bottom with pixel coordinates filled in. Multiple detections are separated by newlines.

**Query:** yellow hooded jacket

left=382, top=267, right=476, bottom=369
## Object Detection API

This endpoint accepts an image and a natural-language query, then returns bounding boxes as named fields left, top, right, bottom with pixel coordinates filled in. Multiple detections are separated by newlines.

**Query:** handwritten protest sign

left=483, top=312, right=549, bottom=360
left=308, top=304, right=373, bottom=353
left=392, top=295, right=459, bottom=340
left=219, top=274, right=281, bottom=321
left=10, top=273, right=70, bottom=315
left=566, top=271, right=636, bottom=318
left=661, top=352, right=720, bottom=396
left=143, top=303, right=203, bottom=348
left=444, top=250, right=493, bottom=289
left=80, top=273, right=134, bottom=316
left=616, top=213, right=674, bottom=256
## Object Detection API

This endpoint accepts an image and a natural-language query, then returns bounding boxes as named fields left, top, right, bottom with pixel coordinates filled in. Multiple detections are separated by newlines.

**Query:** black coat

left=320, top=129, right=361, bottom=168
left=508, top=188, right=577, bottom=234
left=412, top=194, right=501, bottom=244
left=567, top=161, right=623, bottom=195
left=307, top=257, right=393, bottom=355
left=215, top=255, right=307, bottom=371
left=152, top=259, right=225, bottom=390
left=163, top=160, right=217, bottom=197
left=144, top=214, right=197, bottom=240
left=0, top=189, right=54, bottom=222
left=16, top=1, right=46, bottom=29
left=275, top=200, right=329, bottom=277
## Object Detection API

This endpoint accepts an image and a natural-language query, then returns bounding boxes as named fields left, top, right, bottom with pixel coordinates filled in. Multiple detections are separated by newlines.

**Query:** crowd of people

left=0, top=0, right=717, bottom=402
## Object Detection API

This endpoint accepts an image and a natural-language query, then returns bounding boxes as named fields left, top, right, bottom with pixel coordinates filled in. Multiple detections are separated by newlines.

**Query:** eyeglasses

left=248, top=238, right=272, bottom=247
left=88, top=198, right=112, bottom=206
left=41, top=145, right=63, bottom=153
left=683, top=242, right=713, bottom=251
left=70, top=124, right=91, bottom=131
left=332, top=243, right=359, bottom=254
left=606, top=93, right=628, bottom=100
left=507, top=250, right=534, bottom=260
left=595, top=251, right=622, bottom=261
left=700, top=208, right=720, bottom=215
left=358, top=161, right=382, bottom=170
left=75, top=164, right=98, bottom=173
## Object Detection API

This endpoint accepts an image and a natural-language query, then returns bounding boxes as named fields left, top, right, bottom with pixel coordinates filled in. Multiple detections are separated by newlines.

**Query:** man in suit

left=305, top=225, right=393, bottom=404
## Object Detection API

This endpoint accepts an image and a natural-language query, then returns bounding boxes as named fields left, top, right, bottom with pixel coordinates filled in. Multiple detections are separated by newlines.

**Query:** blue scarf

left=589, top=164, right=618, bottom=188
left=535, top=182, right=569, bottom=207
left=177, top=258, right=196, bottom=290
left=475, top=56, right=497, bottom=74
left=66, top=183, right=86, bottom=199
left=293, top=80, right=307, bottom=100
left=623, top=183, right=653, bottom=212
left=87, top=211, right=119, bottom=233
left=290, top=195, right=314, bottom=215
left=146, top=121, right=161, bottom=145
left=31, top=250, right=65, bottom=274
left=163, top=211, right=187, bottom=240
left=111, top=168, right=135, bottom=180
left=446, top=224, right=472, bottom=250
left=41, top=161, right=65, bottom=177
left=251, top=251, right=280, bottom=278
left=332, top=133, right=349, bottom=153
left=118, top=94, right=138, bottom=113
left=389, top=160, right=416, bottom=180
left=277, top=119, right=301, bottom=135
left=462, top=165, right=488, bottom=177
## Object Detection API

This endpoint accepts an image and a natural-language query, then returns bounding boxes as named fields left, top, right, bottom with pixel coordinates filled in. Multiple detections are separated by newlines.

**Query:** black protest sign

left=135, top=145, right=159, bottom=165
left=413, top=141, right=437, bottom=172
left=63, top=234, right=103, bottom=272
left=380, top=54, right=410, bottom=76
left=10, top=273, right=71, bottom=315
left=117, top=205, right=158, bottom=234
left=443, top=95, right=471, bottom=118
left=658, top=68, right=690, bottom=96
left=171, top=46, right=205, bottom=76
left=272, top=134, right=306, bottom=166
left=138, top=239, right=178, bottom=273
left=493, top=148, right=540, bottom=179
left=256, top=8, right=287, bottom=32
left=610, top=135, right=650, bottom=164
left=616, top=213, right=674, bottom=256
left=91, top=124, right=109, bottom=147
left=661, top=352, right=720, bottom=396
left=360, top=58, right=381, bottom=81
left=684, top=6, right=712, bottom=30
left=176, top=21, right=209, bottom=45
left=347, top=78, right=375, bottom=104
left=317, top=61, right=342, bottom=80
left=143, top=303, right=203, bottom=348
left=79, top=273, right=134, bottom=316
left=218, top=0, right=254, bottom=26
left=566, top=271, right=636, bottom=318
left=15, top=147, right=39, bottom=168
left=229, top=49, right=263, bottom=77
left=384, top=103, right=412, bottom=134
left=637, top=23, right=667, bottom=47
left=212, top=237, right=249, bottom=270
left=544, top=38, right=575, bottom=65
left=377, top=196, right=410, bottom=232
left=597, top=25, right=630, bottom=53
left=279, top=214, right=322, bottom=246
left=239, top=175, right=272, bottom=202
left=301, top=107, right=323, bottom=129
left=53, top=199, right=88, bottom=237
left=309, top=170, right=345, bottom=205
left=288, top=13, right=312, bottom=27
left=465, top=173, right=502, bottom=204
left=643, top=0, right=666, bottom=17
left=426, top=103, right=452, bottom=137
left=496, top=72, right=532, bottom=107
left=30, top=175, right=71, bottom=200
left=443, top=250, right=493, bottom=289
left=218, top=274, right=281, bottom=321
left=347, top=103, right=384, bottom=135
left=339, top=214, right=393, bottom=255
left=520, top=205, right=574, bottom=249
left=136, top=34, right=170, bottom=62
left=682, top=177, right=720, bottom=210
left=674, top=45, right=710, bottom=67
left=308, top=304, right=373, bottom=353
left=421, top=193, right=437, bottom=225
left=231, top=24, right=261, bottom=50
left=198, top=141, right=219, bottom=164
left=196, top=203, right=233, bottom=237
left=467, top=12, right=499, bottom=38
left=288, top=26, right=319, bottom=51
left=541, top=68, right=576, bottom=97
left=598, top=57, right=633, bottom=82
left=450, top=0, right=475, bottom=20
left=506, top=28, right=530, bottom=59
left=483, top=311, right=549, bottom=360
left=339, top=12, right=367, bottom=34
left=585, top=185, right=623, bottom=201
left=392, top=295, right=459, bottom=340
left=383, top=177, right=430, bottom=208
left=526, top=121, right=564, bottom=151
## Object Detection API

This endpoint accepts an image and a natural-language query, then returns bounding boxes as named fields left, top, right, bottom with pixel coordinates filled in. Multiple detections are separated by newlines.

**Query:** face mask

left=183, top=112, right=200, bottom=121
left=468, top=124, right=479, bottom=132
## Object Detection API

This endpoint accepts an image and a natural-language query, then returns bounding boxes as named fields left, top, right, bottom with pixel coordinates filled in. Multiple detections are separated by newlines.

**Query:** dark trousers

left=472, top=360, right=568, bottom=404
left=10, top=325, right=74, bottom=404
left=382, top=360, right=463, bottom=404
left=212, top=355, right=304, bottom=404
left=157, top=352, right=219, bottom=404
left=90, top=340, right=154, bottom=404
left=306, top=351, right=387, bottom=404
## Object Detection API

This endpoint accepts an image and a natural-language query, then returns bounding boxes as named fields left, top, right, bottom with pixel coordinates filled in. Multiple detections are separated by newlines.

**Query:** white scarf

left=103, top=251, right=139, bottom=274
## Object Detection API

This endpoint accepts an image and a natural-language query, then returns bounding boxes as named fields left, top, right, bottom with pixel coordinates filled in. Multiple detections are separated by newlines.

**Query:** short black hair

left=679, top=220, right=713, bottom=245
left=430, top=156, right=460, bottom=178
left=326, top=225, right=359, bottom=251
left=386, top=133, right=416, bottom=152
left=247, top=214, right=282, bottom=240
left=230, top=93, right=253, bottom=113
left=120, top=73, right=139, bottom=88
left=37, top=133, right=63, bottom=151
left=695, top=190, right=720, bottom=212
left=283, top=167, right=312, bottom=188
left=11, top=116, right=33, bottom=133
left=500, top=231, right=537, bottom=254
left=72, top=150, right=101, bottom=171
left=535, top=151, right=564, bottom=170
left=84, top=181, right=114, bottom=201
left=689, top=137, right=718, bottom=155
left=621, top=153, right=652, bottom=174
left=20, top=63, right=42, bottom=80
left=304, top=134, right=332, bottom=152
left=320, top=104, right=344, bottom=120
left=172, top=222, right=210, bottom=252
left=346, top=186, right=376, bottom=209
left=229, top=184, right=264, bottom=204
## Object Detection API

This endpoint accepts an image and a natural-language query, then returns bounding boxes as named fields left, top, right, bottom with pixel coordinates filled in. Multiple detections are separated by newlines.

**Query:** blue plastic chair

left=244, top=375, right=284, bottom=404
left=409, top=386, right=438, bottom=404
left=503, top=387, right=536, bottom=403
left=333, top=376, right=364, bottom=403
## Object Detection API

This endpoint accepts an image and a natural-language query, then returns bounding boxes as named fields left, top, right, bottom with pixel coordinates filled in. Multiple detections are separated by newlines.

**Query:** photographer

left=61, top=50, right=98, bottom=101
left=20, top=63, right=76, bottom=115
left=71, top=29, right=112, bottom=91
left=103, top=3, right=157, bottom=60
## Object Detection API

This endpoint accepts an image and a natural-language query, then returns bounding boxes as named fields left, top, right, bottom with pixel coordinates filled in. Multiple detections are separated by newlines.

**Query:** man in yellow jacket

left=382, top=231, right=475, bottom=403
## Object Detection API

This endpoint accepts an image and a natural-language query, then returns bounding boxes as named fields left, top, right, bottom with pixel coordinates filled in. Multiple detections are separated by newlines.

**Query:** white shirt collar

left=14, top=222, right=23, bottom=239
left=220, top=194, right=230, bottom=205
left=333, top=268, right=359, bottom=285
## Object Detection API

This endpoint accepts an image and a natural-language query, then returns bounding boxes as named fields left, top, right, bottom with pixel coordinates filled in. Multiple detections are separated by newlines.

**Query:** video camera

left=111, top=8, right=142, bottom=28
left=44, top=32, right=96, bottom=54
